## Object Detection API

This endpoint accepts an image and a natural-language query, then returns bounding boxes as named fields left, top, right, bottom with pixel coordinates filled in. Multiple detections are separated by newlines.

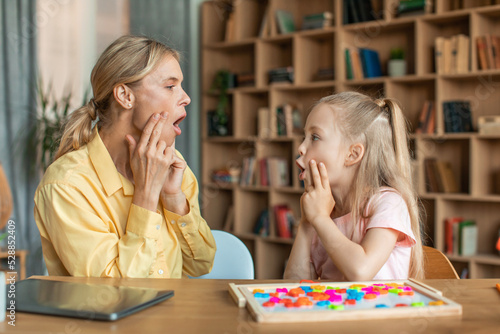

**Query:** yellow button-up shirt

left=34, top=130, right=216, bottom=278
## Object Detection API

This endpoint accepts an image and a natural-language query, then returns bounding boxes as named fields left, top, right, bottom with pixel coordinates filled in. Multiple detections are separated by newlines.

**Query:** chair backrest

left=194, top=230, right=254, bottom=279
left=423, top=246, right=459, bottom=279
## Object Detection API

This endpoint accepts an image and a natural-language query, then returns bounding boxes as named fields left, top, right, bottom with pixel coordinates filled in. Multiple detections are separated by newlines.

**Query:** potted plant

left=18, top=80, right=87, bottom=177
left=388, top=47, right=407, bottom=77
left=207, top=70, right=234, bottom=136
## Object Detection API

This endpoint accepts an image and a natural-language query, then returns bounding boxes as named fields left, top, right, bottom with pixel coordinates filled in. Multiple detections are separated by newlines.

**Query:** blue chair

left=193, top=230, right=254, bottom=279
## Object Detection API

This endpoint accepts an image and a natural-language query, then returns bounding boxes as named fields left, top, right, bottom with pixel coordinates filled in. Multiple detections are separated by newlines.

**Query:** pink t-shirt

left=310, top=187, right=416, bottom=281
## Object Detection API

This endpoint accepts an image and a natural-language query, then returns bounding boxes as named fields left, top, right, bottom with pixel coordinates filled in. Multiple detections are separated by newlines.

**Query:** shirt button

left=181, top=223, right=187, bottom=227
left=158, top=269, right=164, bottom=275
left=171, top=220, right=176, bottom=224
left=156, top=225, right=160, bottom=230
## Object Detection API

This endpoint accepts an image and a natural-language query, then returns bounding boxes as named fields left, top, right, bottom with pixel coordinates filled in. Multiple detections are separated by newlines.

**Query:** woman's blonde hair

left=315, top=91, right=424, bottom=279
left=55, top=35, right=180, bottom=160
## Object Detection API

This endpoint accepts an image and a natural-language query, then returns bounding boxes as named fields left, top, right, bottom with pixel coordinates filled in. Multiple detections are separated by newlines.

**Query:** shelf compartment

left=233, top=90, right=269, bottom=138
left=200, top=188, right=233, bottom=231
left=256, top=38, right=294, bottom=87
left=255, top=238, right=292, bottom=279
left=202, top=94, right=234, bottom=138
left=342, top=21, right=415, bottom=77
left=294, top=32, right=335, bottom=84
left=417, top=14, right=470, bottom=75
left=416, top=138, right=470, bottom=195
left=269, top=86, right=336, bottom=135
left=202, top=141, right=255, bottom=188
left=421, top=198, right=436, bottom=247
left=437, top=199, right=500, bottom=256
left=203, top=45, right=255, bottom=92
left=386, top=78, right=436, bottom=133
left=471, top=137, right=500, bottom=197
left=234, top=189, right=269, bottom=236
left=438, top=74, right=500, bottom=133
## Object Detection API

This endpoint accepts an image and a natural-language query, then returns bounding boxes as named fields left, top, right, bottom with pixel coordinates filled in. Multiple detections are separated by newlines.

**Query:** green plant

left=208, top=70, right=233, bottom=136
left=21, top=79, right=87, bottom=174
left=390, top=48, right=405, bottom=60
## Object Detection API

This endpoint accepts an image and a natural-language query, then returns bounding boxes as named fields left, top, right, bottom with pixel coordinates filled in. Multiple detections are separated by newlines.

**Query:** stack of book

left=268, top=66, right=294, bottom=84
left=273, top=204, right=296, bottom=239
left=259, top=104, right=303, bottom=138
left=442, top=100, right=473, bottom=133
left=236, top=72, right=255, bottom=87
left=345, top=48, right=382, bottom=80
left=415, top=100, right=436, bottom=134
left=424, top=158, right=460, bottom=193
left=435, top=34, right=470, bottom=74
left=301, top=11, right=333, bottom=30
left=240, top=156, right=290, bottom=188
left=445, top=217, right=478, bottom=256
left=476, top=35, right=500, bottom=70
left=343, top=0, right=378, bottom=25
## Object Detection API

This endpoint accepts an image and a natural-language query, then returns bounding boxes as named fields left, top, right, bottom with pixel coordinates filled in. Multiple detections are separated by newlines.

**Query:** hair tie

left=87, top=98, right=98, bottom=120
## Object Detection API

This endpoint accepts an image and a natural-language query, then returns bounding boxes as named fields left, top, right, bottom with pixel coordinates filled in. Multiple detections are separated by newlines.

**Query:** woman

left=34, top=35, right=216, bottom=278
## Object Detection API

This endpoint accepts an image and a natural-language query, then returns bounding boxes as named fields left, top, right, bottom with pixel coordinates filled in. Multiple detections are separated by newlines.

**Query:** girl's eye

left=312, top=134, right=319, bottom=141
left=166, top=85, right=175, bottom=90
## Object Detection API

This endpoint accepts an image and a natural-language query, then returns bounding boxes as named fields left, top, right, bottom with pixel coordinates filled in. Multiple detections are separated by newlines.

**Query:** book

left=345, top=48, right=353, bottom=79
left=259, top=5, right=270, bottom=38
left=415, top=101, right=430, bottom=134
left=350, top=48, right=364, bottom=80
left=445, top=217, right=463, bottom=254
left=456, top=34, right=470, bottom=73
left=459, top=220, right=477, bottom=256
left=425, top=101, right=436, bottom=134
left=443, top=37, right=452, bottom=74
left=275, top=10, right=295, bottom=34
left=258, top=107, right=270, bottom=138
left=254, top=208, right=270, bottom=236
left=274, top=205, right=292, bottom=238
left=302, top=11, right=333, bottom=30
left=476, top=36, right=489, bottom=70
left=435, top=160, right=459, bottom=193
left=450, top=35, right=458, bottom=74
left=283, top=104, right=294, bottom=137
left=435, top=36, right=445, bottom=74
left=223, top=205, right=234, bottom=232
left=359, top=48, right=382, bottom=78
left=485, top=35, right=496, bottom=70
left=424, top=158, right=440, bottom=193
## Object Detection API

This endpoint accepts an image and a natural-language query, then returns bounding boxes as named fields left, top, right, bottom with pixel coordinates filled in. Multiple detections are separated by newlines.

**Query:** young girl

left=284, top=91, right=424, bottom=281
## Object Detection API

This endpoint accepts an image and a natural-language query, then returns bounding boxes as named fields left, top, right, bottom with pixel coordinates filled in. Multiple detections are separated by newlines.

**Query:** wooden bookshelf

left=201, top=0, right=500, bottom=279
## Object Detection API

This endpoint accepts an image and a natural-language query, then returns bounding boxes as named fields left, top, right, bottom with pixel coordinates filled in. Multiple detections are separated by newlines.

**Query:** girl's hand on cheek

left=301, top=160, right=335, bottom=227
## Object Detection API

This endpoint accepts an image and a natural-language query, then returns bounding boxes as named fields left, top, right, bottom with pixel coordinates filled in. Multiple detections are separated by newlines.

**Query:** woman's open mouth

left=173, top=113, right=186, bottom=135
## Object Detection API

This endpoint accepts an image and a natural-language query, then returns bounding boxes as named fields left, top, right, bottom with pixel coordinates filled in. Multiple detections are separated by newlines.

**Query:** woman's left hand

left=301, top=160, right=335, bottom=226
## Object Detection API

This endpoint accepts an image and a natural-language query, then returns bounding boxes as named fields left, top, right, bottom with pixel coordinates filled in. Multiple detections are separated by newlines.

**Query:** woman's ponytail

left=54, top=100, right=98, bottom=160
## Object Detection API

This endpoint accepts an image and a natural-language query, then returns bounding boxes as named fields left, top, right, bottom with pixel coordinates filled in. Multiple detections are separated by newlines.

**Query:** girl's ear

left=113, top=84, right=135, bottom=109
left=345, top=143, right=365, bottom=167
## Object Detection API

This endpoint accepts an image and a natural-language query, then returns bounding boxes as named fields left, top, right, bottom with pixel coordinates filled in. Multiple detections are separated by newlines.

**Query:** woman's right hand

left=125, top=112, right=173, bottom=212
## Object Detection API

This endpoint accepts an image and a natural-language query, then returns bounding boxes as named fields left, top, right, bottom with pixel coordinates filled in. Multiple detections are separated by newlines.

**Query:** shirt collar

left=88, top=128, right=134, bottom=197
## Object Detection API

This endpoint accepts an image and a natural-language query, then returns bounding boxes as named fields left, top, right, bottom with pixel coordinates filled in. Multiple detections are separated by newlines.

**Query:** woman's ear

left=345, top=143, right=365, bottom=167
left=113, top=84, right=135, bottom=109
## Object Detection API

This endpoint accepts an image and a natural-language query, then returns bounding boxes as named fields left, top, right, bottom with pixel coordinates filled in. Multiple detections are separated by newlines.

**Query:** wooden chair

left=423, top=246, right=460, bottom=279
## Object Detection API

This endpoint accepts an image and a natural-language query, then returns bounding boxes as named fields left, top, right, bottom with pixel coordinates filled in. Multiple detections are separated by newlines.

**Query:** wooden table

left=2, top=276, right=500, bottom=333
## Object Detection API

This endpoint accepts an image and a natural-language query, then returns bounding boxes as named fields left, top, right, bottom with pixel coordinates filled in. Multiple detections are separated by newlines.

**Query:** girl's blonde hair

left=315, top=91, right=424, bottom=279
left=55, top=35, right=180, bottom=160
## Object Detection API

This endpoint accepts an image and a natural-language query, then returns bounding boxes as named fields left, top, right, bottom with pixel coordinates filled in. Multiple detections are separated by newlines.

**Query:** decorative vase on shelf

left=388, top=59, right=407, bottom=77
left=0, top=162, right=13, bottom=230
